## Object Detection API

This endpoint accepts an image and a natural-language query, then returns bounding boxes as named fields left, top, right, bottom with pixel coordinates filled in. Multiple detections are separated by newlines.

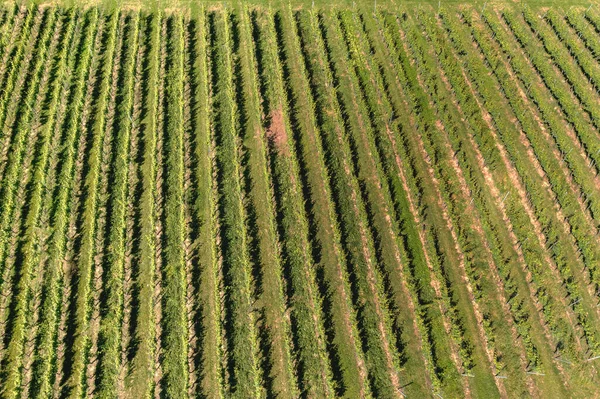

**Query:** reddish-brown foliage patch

left=267, top=108, right=288, bottom=156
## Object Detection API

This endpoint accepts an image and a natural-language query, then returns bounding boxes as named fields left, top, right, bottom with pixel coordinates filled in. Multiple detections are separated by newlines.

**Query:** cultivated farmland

left=0, top=1, right=599, bottom=398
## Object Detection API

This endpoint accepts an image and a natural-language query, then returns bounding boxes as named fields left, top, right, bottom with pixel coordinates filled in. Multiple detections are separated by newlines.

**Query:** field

left=1, top=1, right=600, bottom=398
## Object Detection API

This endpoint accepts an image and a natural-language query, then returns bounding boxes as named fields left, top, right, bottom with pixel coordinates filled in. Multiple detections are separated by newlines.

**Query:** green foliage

left=211, top=8, right=260, bottom=398
left=28, top=10, right=82, bottom=398
left=0, top=3, right=598, bottom=398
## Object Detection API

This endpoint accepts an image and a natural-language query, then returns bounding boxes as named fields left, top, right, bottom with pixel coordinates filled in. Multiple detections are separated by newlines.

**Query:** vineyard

left=0, top=1, right=600, bottom=398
